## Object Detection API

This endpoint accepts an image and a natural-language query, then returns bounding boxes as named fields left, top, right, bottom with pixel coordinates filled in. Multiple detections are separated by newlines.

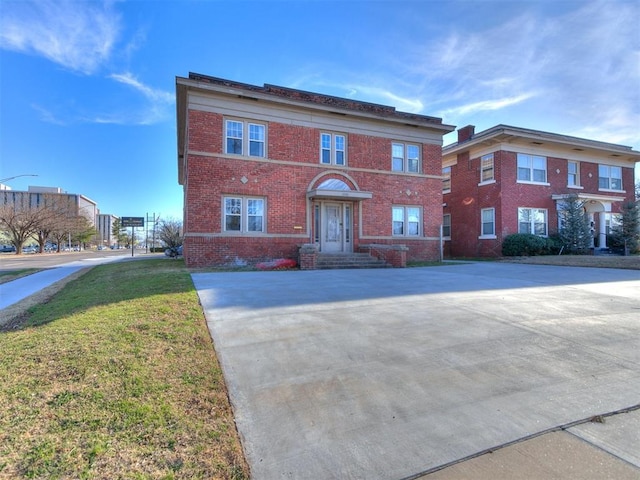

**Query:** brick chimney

left=457, top=125, right=475, bottom=143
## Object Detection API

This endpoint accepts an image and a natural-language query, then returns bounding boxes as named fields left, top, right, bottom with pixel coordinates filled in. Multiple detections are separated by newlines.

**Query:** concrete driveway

left=192, top=262, right=640, bottom=479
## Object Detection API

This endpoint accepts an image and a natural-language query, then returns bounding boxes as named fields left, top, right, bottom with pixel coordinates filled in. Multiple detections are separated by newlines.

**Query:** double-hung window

left=320, top=133, right=346, bottom=166
left=480, top=208, right=495, bottom=237
left=225, top=120, right=266, bottom=157
left=392, top=143, right=420, bottom=173
left=517, top=153, right=547, bottom=183
left=392, top=206, right=421, bottom=236
left=224, top=196, right=265, bottom=233
left=518, top=208, right=547, bottom=236
left=442, top=214, right=451, bottom=238
left=568, top=161, right=580, bottom=187
left=480, top=154, right=494, bottom=183
left=598, top=165, right=622, bottom=191
left=442, top=167, right=451, bottom=192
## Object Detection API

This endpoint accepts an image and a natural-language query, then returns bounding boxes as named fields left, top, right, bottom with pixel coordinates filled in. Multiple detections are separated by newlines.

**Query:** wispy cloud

left=0, top=0, right=121, bottom=75
left=109, top=72, right=174, bottom=104
left=439, top=93, right=537, bottom=117
left=412, top=0, right=640, bottom=146
left=2, top=2, right=172, bottom=126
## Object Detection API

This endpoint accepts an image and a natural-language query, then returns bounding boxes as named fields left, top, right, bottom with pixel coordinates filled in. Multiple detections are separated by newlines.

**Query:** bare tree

left=0, top=204, right=49, bottom=254
left=158, top=219, right=183, bottom=249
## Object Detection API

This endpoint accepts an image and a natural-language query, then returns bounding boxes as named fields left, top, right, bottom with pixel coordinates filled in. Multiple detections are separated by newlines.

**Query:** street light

left=0, top=174, right=38, bottom=186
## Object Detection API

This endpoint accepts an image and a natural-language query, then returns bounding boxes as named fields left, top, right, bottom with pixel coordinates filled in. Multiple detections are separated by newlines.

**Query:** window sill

left=443, top=189, right=451, bottom=195
left=478, top=235, right=497, bottom=240
left=567, top=185, right=584, bottom=189
left=599, top=188, right=626, bottom=194
left=478, top=179, right=496, bottom=186
left=517, top=180, right=550, bottom=186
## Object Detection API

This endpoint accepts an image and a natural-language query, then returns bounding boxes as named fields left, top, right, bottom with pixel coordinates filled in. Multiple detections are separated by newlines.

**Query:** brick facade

left=443, top=125, right=639, bottom=258
left=177, top=73, right=454, bottom=268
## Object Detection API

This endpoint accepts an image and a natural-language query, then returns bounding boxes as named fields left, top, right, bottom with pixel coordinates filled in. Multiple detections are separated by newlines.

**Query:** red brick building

left=176, top=73, right=455, bottom=268
left=442, top=125, right=640, bottom=258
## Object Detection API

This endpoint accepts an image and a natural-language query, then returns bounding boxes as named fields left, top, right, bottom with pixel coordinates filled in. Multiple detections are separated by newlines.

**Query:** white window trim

left=442, top=214, right=451, bottom=239
left=479, top=208, right=496, bottom=239
left=392, top=143, right=421, bottom=173
left=442, top=166, right=451, bottom=193
left=222, top=196, right=266, bottom=234
left=598, top=165, right=624, bottom=192
left=320, top=132, right=347, bottom=166
left=516, top=153, right=548, bottom=185
left=478, top=179, right=497, bottom=187
left=224, top=119, right=267, bottom=158
left=567, top=161, right=581, bottom=188
left=480, top=153, right=495, bottom=184
left=518, top=207, right=548, bottom=237
left=392, top=205, right=422, bottom=237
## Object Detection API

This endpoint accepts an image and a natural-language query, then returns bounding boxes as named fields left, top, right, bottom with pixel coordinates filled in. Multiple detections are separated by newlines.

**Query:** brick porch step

left=316, top=253, right=390, bottom=269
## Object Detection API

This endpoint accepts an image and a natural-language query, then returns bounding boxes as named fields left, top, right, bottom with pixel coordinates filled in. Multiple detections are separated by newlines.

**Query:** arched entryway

left=553, top=193, right=626, bottom=250
left=306, top=173, right=372, bottom=253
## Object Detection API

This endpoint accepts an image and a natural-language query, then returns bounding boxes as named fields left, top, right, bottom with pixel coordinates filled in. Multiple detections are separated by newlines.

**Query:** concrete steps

left=316, top=253, right=390, bottom=269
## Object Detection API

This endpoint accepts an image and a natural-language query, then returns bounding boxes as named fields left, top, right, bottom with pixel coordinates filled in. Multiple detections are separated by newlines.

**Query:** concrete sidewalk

left=193, top=263, right=640, bottom=479
left=0, top=266, right=85, bottom=310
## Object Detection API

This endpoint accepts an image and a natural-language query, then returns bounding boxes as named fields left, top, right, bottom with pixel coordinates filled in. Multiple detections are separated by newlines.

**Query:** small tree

left=610, top=201, right=640, bottom=255
left=158, top=219, right=183, bottom=249
left=558, top=194, right=591, bottom=254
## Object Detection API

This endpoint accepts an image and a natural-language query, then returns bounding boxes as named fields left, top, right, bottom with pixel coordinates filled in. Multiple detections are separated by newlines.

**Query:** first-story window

left=224, top=196, right=265, bottom=233
left=480, top=208, right=495, bottom=237
left=392, top=143, right=420, bottom=173
left=598, top=165, right=622, bottom=191
left=320, top=133, right=346, bottom=165
left=442, top=214, right=451, bottom=238
left=225, top=119, right=266, bottom=157
left=392, top=206, right=421, bottom=236
left=518, top=208, right=547, bottom=236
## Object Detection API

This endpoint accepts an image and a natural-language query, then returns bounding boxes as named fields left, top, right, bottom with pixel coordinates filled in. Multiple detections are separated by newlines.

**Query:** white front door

left=320, top=202, right=351, bottom=253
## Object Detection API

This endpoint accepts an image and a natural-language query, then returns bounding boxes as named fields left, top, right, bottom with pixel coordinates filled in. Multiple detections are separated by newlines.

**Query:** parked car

left=22, top=246, right=38, bottom=254
left=0, top=245, right=16, bottom=252
left=164, top=245, right=183, bottom=257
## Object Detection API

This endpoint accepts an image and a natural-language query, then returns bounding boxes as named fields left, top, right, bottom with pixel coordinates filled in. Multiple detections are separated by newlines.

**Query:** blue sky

left=1, top=0, right=638, bottom=221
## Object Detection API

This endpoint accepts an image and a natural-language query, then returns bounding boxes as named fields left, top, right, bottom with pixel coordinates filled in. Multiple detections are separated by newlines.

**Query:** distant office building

left=97, top=214, right=119, bottom=247
left=1, top=185, right=99, bottom=245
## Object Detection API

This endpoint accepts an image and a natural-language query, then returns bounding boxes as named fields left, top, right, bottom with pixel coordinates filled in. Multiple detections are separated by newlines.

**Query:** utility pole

left=145, top=212, right=159, bottom=253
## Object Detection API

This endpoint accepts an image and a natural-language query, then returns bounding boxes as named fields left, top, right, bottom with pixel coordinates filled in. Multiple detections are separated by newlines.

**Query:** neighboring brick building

left=176, top=73, right=455, bottom=268
left=442, top=125, right=640, bottom=258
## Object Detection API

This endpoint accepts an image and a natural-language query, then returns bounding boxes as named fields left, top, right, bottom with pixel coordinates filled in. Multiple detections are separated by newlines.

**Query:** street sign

left=121, top=216, right=144, bottom=227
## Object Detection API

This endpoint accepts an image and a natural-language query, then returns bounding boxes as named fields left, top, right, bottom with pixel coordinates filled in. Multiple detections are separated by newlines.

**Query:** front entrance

left=318, top=202, right=352, bottom=253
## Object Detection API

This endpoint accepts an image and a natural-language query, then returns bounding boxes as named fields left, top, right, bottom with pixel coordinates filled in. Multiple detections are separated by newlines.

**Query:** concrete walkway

left=0, top=266, right=85, bottom=310
left=193, top=263, right=640, bottom=479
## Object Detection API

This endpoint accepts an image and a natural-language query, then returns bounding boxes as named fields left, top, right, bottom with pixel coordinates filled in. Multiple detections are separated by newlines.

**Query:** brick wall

left=445, top=147, right=637, bottom=258
left=183, top=110, right=446, bottom=267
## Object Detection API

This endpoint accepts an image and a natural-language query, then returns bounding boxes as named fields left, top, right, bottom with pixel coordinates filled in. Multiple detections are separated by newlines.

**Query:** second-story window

left=517, top=153, right=547, bottom=183
left=392, top=143, right=420, bottom=173
left=225, top=120, right=266, bottom=157
left=320, top=133, right=346, bottom=166
left=442, top=167, right=451, bottom=192
left=481, top=154, right=494, bottom=182
left=598, top=165, right=622, bottom=190
left=568, top=161, right=580, bottom=187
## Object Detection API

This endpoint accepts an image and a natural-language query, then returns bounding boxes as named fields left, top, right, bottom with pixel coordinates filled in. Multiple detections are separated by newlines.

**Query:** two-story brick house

left=442, top=125, right=640, bottom=258
left=176, top=73, right=455, bottom=268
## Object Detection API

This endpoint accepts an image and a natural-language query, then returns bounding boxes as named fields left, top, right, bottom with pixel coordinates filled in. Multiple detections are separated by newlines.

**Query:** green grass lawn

left=0, top=259, right=248, bottom=479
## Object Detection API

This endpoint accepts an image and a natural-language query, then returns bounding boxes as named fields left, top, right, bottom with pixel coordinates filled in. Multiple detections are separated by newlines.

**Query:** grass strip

left=0, top=259, right=248, bottom=479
